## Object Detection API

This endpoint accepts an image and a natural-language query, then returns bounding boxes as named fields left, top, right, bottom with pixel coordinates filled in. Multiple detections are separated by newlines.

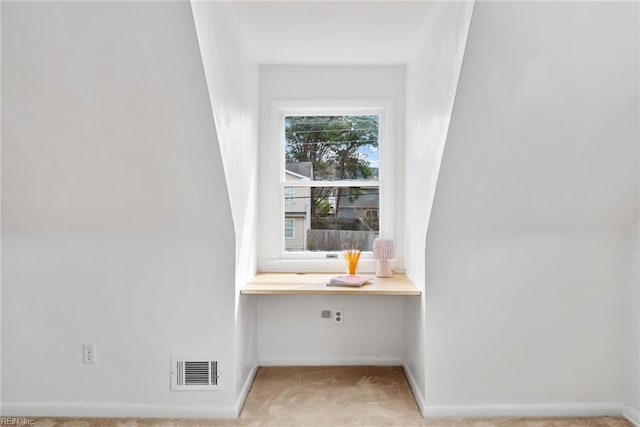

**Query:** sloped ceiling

left=226, top=1, right=438, bottom=64
left=430, top=1, right=638, bottom=237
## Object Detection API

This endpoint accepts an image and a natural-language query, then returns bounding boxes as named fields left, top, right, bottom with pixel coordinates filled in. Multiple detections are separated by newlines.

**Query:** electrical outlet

left=83, top=344, right=96, bottom=364
left=333, top=308, right=344, bottom=325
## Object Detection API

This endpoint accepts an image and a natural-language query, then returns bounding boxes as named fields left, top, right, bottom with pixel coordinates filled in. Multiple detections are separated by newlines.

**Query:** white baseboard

left=258, top=356, right=403, bottom=366
left=624, top=406, right=640, bottom=426
left=402, top=364, right=425, bottom=415
left=1, top=402, right=237, bottom=419
left=235, top=364, right=258, bottom=417
left=421, top=402, right=623, bottom=418
left=2, top=367, right=260, bottom=419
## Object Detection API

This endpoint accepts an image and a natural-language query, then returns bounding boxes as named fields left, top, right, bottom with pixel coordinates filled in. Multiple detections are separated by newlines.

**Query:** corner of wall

left=234, top=364, right=259, bottom=417
left=402, top=1, right=475, bottom=415
left=624, top=406, right=640, bottom=427
left=402, top=363, right=426, bottom=416
left=625, top=217, right=640, bottom=422
left=189, top=0, right=260, bottom=413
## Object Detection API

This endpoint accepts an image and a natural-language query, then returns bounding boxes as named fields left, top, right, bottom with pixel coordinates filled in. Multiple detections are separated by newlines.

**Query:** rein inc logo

left=0, top=418, right=34, bottom=425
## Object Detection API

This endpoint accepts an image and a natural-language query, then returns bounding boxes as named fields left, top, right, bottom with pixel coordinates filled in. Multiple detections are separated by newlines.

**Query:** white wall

left=627, top=218, right=640, bottom=424
left=190, top=2, right=260, bottom=405
left=1, top=0, right=4, bottom=409
left=425, top=235, right=626, bottom=410
left=424, top=1, right=638, bottom=416
left=257, top=66, right=406, bottom=364
left=258, top=295, right=404, bottom=365
left=625, top=6, right=640, bottom=421
left=403, top=1, right=474, bottom=409
left=2, top=1, right=238, bottom=417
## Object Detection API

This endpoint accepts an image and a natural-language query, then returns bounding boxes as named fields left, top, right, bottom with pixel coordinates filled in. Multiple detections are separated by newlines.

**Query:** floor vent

left=171, top=356, right=221, bottom=391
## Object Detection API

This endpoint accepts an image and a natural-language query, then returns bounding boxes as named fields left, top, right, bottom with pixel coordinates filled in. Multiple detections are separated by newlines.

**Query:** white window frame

left=258, top=99, right=395, bottom=273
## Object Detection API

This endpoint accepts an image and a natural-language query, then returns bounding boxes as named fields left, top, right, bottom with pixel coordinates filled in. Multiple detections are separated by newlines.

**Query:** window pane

left=283, top=186, right=379, bottom=252
left=284, top=115, right=379, bottom=181
left=284, top=187, right=295, bottom=204
left=284, top=219, right=295, bottom=239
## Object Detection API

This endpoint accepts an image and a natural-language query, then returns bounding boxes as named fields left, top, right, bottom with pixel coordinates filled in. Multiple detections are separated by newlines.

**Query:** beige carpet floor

left=26, top=366, right=632, bottom=427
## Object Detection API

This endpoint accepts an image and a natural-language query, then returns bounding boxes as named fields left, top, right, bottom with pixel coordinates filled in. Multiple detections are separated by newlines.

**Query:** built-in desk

left=241, top=273, right=420, bottom=296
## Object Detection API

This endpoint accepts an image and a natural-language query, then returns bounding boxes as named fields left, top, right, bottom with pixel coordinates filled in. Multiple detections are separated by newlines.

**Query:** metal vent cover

left=171, top=356, right=221, bottom=391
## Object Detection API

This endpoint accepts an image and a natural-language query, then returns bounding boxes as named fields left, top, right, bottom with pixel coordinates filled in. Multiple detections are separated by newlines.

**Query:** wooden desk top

left=241, top=273, right=420, bottom=296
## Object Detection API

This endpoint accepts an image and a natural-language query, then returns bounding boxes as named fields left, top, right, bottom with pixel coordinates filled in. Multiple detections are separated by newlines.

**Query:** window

left=284, top=219, right=295, bottom=239
left=284, top=114, right=379, bottom=254
left=284, top=187, right=295, bottom=204
left=259, top=100, right=395, bottom=272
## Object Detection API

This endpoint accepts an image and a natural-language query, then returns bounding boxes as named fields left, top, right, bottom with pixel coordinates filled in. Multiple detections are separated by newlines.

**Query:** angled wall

left=190, top=2, right=260, bottom=409
left=424, top=1, right=638, bottom=416
left=2, top=1, right=237, bottom=417
left=403, top=1, right=474, bottom=410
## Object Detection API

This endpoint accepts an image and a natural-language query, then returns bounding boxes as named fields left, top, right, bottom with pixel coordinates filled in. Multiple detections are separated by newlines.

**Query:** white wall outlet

left=83, top=344, right=96, bottom=364
left=333, top=308, right=344, bottom=325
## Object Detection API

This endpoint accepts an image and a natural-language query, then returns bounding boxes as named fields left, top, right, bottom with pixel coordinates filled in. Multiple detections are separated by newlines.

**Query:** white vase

left=376, top=260, right=393, bottom=278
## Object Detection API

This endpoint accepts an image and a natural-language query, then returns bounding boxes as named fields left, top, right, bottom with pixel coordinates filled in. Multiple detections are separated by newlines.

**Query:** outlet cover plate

left=83, top=344, right=96, bottom=364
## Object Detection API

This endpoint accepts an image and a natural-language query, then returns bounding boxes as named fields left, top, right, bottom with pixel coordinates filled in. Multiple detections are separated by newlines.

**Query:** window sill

left=241, top=273, right=420, bottom=296
left=260, top=258, right=377, bottom=274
